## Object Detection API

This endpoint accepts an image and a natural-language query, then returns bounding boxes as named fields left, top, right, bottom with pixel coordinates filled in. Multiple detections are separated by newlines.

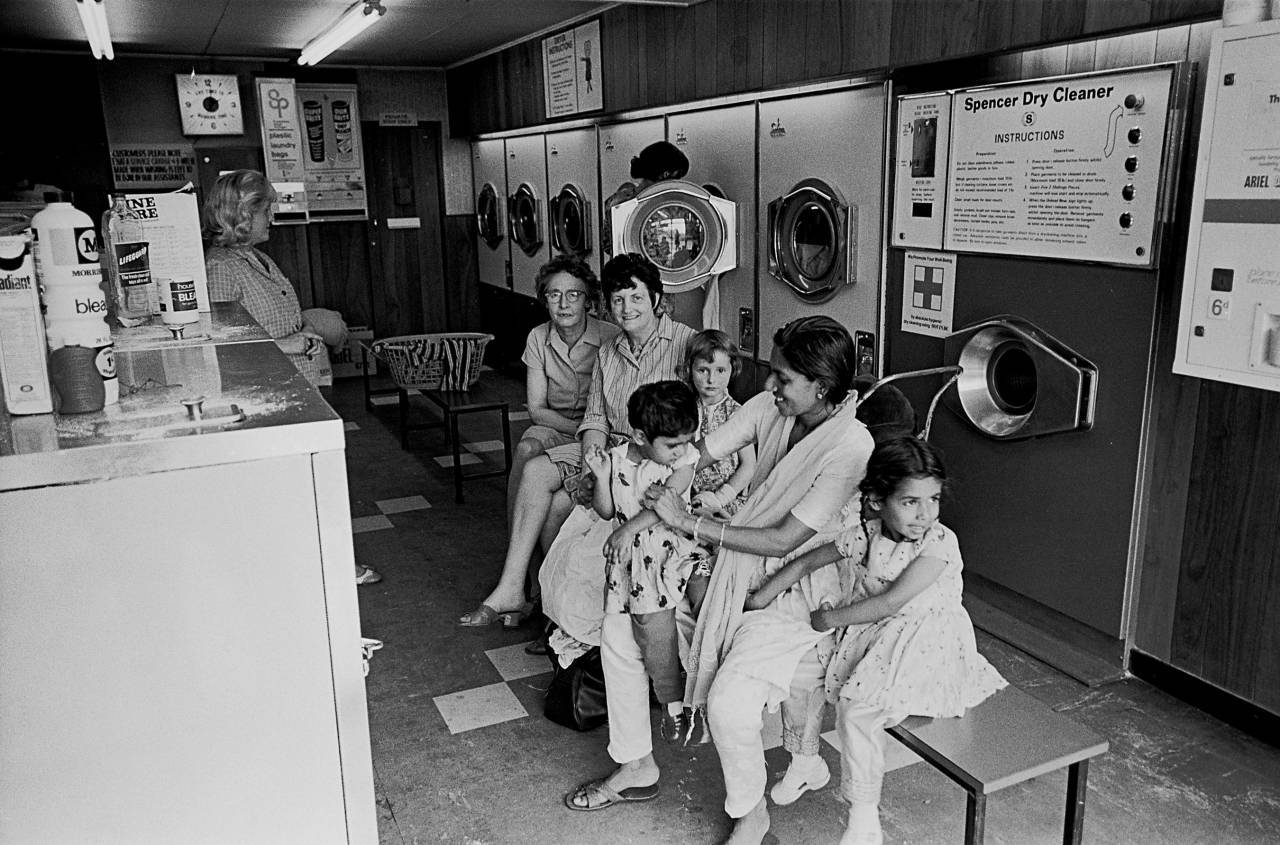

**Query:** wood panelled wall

left=447, top=0, right=1220, bottom=136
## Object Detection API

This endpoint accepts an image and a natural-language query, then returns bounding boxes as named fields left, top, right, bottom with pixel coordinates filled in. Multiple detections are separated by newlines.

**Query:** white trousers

left=600, top=613, right=654, bottom=765
left=707, top=647, right=827, bottom=818
left=835, top=701, right=894, bottom=806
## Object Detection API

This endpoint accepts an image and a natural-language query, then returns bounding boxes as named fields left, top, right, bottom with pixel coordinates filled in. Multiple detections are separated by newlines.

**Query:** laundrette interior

left=2, top=1, right=1280, bottom=843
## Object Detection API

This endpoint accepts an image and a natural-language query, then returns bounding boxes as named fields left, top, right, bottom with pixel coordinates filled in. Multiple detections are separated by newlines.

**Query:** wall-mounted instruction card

left=893, top=93, right=951, bottom=249
left=122, top=187, right=210, bottom=312
left=901, top=250, right=956, bottom=338
left=944, top=65, right=1177, bottom=266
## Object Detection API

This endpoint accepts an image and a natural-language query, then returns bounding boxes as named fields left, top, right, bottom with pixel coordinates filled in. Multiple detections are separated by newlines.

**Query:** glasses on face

left=544, top=290, right=586, bottom=304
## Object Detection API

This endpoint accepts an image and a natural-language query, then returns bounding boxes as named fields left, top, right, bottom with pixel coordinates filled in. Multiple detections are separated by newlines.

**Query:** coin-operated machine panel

left=1174, top=20, right=1280, bottom=391
left=472, top=139, right=509, bottom=289
left=611, top=180, right=738, bottom=295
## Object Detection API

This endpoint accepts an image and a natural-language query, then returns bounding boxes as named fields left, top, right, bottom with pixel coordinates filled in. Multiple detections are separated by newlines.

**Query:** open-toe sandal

left=457, top=602, right=531, bottom=628
left=563, top=778, right=659, bottom=811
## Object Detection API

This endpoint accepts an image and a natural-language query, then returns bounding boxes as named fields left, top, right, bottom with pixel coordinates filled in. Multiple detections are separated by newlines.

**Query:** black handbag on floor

left=544, top=645, right=607, bottom=732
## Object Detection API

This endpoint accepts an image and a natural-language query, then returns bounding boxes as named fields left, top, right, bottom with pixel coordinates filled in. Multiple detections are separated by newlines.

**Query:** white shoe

left=839, top=804, right=883, bottom=845
left=769, top=754, right=830, bottom=805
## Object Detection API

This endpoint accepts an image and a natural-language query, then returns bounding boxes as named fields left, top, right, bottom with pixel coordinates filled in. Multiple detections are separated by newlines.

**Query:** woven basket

left=371, top=333, right=494, bottom=391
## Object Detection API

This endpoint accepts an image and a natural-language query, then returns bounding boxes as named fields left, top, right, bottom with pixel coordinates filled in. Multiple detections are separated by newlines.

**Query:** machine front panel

left=546, top=127, right=601, bottom=279
left=472, top=139, right=509, bottom=289
left=504, top=134, right=549, bottom=298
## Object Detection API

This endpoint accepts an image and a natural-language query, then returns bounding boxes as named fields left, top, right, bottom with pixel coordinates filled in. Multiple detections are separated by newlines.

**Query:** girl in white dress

left=748, top=437, right=1006, bottom=844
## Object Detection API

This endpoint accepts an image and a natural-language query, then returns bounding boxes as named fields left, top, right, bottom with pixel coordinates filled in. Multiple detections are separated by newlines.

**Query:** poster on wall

left=892, top=93, right=951, bottom=249
left=542, top=19, right=603, bottom=118
left=109, top=144, right=197, bottom=190
left=901, top=250, right=956, bottom=338
left=255, top=78, right=368, bottom=222
left=944, top=65, right=1176, bottom=266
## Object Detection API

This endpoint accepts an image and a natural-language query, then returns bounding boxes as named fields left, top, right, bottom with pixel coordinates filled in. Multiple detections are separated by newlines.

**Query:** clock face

left=176, top=74, right=244, bottom=135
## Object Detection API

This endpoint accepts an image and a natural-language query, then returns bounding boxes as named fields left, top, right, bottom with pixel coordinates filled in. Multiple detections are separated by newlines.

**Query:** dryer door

left=550, top=184, right=591, bottom=256
left=476, top=182, right=503, bottom=250
left=767, top=178, right=853, bottom=301
left=614, top=180, right=737, bottom=295
left=507, top=183, right=543, bottom=257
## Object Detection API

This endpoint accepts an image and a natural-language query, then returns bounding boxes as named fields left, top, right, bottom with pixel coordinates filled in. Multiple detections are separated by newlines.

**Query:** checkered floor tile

left=434, top=453, right=482, bottom=467
left=434, top=682, right=529, bottom=734
left=369, top=394, right=402, bottom=406
left=487, top=641, right=552, bottom=681
left=344, top=421, right=360, bottom=431
left=465, top=439, right=507, bottom=453
left=352, top=514, right=395, bottom=533
left=376, top=495, right=431, bottom=514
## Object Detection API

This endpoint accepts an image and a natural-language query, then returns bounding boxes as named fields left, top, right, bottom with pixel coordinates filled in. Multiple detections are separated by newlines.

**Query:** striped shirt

left=578, top=314, right=697, bottom=440
left=205, top=244, right=329, bottom=386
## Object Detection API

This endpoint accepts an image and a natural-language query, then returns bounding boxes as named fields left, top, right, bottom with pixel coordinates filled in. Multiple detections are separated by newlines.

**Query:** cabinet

left=0, top=321, right=376, bottom=844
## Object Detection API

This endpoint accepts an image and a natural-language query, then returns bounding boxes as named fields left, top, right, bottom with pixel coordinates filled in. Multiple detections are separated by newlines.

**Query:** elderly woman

left=505, top=256, right=619, bottom=534
left=579, top=317, right=873, bottom=839
left=460, top=253, right=696, bottom=627
left=204, top=169, right=380, bottom=587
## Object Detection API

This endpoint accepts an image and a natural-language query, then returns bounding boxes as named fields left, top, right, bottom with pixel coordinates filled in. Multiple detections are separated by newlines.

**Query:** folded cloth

left=301, top=307, right=348, bottom=348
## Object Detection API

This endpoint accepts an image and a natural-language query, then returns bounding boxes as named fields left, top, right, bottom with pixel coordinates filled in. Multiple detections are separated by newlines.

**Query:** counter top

left=110, top=301, right=270, bottom=352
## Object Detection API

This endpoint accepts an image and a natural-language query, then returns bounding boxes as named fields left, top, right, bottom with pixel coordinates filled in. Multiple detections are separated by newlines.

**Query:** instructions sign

left=543, top=19, right=603, bottom=118
left=109, top=145, right=197, bottom=190
left=901, top=251, right=956, bottom=338
left=945, top=65, right=1175, bottom=266
left=893, top=93, right=951, bottom=249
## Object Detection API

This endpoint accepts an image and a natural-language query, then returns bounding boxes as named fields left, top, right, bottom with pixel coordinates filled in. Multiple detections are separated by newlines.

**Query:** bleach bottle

left=31, top=191, right=118, bottom=411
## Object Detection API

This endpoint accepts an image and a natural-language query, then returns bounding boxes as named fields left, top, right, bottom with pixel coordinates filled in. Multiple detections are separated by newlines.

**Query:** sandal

left=458, top=601, right=531, bottom=628
left=563, top=777, right=659, bottom=811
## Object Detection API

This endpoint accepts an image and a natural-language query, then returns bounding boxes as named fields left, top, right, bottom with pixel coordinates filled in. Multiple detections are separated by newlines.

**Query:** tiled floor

left=329, top=372, right=1280, bottom=845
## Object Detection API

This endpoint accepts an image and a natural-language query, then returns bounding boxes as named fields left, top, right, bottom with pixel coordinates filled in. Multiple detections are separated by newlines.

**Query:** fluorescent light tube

left=298, top=1, right=386, bottom=66
left=74, top=0, right=114, bottom=60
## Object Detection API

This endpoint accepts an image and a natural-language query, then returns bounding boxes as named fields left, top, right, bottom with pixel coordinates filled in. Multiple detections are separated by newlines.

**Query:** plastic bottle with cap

left=31, top=191, right=118, bottom=411
left=101, top=193, right=157, bottom=326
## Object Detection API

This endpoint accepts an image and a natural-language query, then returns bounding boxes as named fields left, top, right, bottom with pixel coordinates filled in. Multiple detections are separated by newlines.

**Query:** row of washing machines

left=472, top=83, right=884, bottom=363
left=470, top=71, right=1186, bottom=672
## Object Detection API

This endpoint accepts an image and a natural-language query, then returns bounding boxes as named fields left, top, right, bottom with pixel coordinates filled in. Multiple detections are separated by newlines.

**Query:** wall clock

left=175, top=74, right=244, bottom=135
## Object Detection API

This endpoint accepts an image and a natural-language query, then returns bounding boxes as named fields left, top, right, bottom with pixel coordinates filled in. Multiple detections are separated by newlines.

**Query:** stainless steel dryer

left=756, top=84, right=887, bottom=362
left=598, top=118, right=664, bottom=263
left=472, top=138, right=508, bottom=289
left=546, top=127, right=601, bottom=280
left=504, top=134, right=549, bottom=298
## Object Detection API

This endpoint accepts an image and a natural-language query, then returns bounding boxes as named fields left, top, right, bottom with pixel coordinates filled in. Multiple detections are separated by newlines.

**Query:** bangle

left=718, top=521, right=727, bottom=547
left=693, top=515, right=705, bottom=544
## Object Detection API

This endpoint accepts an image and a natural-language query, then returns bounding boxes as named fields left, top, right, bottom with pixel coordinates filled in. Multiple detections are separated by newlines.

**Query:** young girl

left=748, top=437, right=1006, bottom=845
left=583, top=380, right=709, bottom=743
left=684, top=329, right=756, bottom=613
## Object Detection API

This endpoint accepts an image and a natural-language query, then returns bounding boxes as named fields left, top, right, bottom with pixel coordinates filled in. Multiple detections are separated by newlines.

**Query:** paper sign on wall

left=892, top=93, right=951, bottom=249
left=543, top=19, right=602, bottom=118
left=901, top=250, right=956, bottom=338
left=110, top=145, right=197, bottom=190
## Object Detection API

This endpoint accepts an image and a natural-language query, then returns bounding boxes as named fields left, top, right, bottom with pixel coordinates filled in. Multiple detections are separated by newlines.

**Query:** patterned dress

left=603, top=442, right=709, bottom=615
left=693, top=394, right=747, bottom=516
left=823, top=519, right=1007, bottom=719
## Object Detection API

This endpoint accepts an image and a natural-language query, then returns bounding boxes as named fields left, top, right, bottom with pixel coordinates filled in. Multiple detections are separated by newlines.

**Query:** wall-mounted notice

left=543, top=19, right=603, bottom=118
left=110, top=145, right=197, bottom=190
left=256, top=78, right=305, bottom=184
left=892, top=93, right=951, bottom=249
left=901, top=250, right=956, bottom=338
left=945, top=65, right=1176, bottom=266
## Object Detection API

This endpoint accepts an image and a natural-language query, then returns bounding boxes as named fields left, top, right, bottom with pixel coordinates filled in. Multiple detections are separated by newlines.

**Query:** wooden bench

left=886, top=685, right=1108, bottom=845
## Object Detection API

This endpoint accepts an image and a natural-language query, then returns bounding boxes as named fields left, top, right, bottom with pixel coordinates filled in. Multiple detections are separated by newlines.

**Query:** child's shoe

left=839, top=803, right=883, bottom=845
left=769, top=753, right=830, bottom=805
left=659, top=709, right=689, bottom=744
left=683, top=707, right=712, bottom=746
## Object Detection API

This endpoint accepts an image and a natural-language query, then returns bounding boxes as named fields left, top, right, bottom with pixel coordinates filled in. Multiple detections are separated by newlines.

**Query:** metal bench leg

left=1063, top=760, right=1089, bottom=845
left=500, top=407, right=512, bottom=474
left=398, top=389, right=410, bottom=449
left=965, top=792, right=986, bottom=845
left=362, top=347, right=373, bottom=412
left=450, top=411, right=464, bottom=504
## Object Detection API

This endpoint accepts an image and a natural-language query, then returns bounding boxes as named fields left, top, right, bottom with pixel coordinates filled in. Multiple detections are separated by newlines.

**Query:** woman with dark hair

left=460, top=253, right=696, bottom=628
left=563, top=317, right=874, bottom=821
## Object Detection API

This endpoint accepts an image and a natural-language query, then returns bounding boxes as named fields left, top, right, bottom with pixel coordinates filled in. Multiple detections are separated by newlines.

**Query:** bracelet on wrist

left=718, top=521, right=727, bottom=547
left=693, top=515, right=705, bottom=544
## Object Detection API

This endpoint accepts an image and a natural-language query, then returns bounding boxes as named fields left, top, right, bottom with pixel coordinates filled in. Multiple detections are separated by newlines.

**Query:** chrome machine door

left=614, top=180, right=737, bottom=295
left=767, top=177, right=852, bottom=302
left=507, top=183, right=543, bottom=257
left=476, top=182, right=504, bottom=250
left=549, top=184, right=591, bottom=256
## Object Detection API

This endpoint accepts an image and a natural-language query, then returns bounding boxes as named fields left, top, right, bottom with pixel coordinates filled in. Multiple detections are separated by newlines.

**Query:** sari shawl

left=683, top=392, right=874, bottom=706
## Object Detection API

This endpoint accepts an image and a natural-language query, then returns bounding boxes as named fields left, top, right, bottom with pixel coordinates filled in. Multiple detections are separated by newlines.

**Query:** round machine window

left=791, top=203, right=837, bottom=280
left=552, top=185, right=590, bottom=255
left=988, top=342, right=1037, bottom=415
left=510, top=184, right=542, bottom=256
left=639, top=203, right=705, bottom=272
left=476, top=183, right=502, bottom=249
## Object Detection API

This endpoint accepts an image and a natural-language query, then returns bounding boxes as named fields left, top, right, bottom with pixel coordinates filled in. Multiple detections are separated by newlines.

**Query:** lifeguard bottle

left=31, top=191, right=118, bottom=411
left=101, top=194, right=157, bottom=326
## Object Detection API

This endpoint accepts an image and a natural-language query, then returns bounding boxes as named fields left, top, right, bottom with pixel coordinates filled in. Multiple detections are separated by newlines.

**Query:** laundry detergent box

left=331, top=326, right=376, bottom=379
left=0, top=233, right=53, bottom=414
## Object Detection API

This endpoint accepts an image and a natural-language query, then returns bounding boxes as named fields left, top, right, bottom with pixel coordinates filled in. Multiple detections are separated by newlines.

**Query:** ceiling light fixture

left=74, top=0, right=114, bottom=60
left=298, top=0, right=387, bottom=66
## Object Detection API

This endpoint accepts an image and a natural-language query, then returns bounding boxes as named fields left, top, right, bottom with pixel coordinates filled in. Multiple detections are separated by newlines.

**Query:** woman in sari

left=563, top=316, right=873, bottom=828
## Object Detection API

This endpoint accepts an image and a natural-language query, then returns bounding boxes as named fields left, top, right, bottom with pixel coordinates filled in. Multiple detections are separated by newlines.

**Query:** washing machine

left=610, top=180, right=737, bottom=322
left=756, top=83, right=888, bottom=363
left=667, top=103, right=756, bottom=342
left=504, top=134, right=549, bottom=299
left=884, top=65, right=1185, bottom=665
left=472, top=138, right=509, bottom=289
left=546, top=127, right=601, bottom=280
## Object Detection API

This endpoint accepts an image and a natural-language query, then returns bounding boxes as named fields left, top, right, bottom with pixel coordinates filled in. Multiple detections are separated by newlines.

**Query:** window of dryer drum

left=476, top=183, right=503, bottom=250
left=768, top=178, right=851, bottom=301
left=550, top=184, right=591, bottom=255
left=638, top=202, right=705, bottom=271
left=508, top=183, right=543, bottom=256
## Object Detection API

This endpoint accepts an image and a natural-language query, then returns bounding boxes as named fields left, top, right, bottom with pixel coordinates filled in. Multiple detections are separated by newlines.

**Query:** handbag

left=543, top=646, right=608, bottom=732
